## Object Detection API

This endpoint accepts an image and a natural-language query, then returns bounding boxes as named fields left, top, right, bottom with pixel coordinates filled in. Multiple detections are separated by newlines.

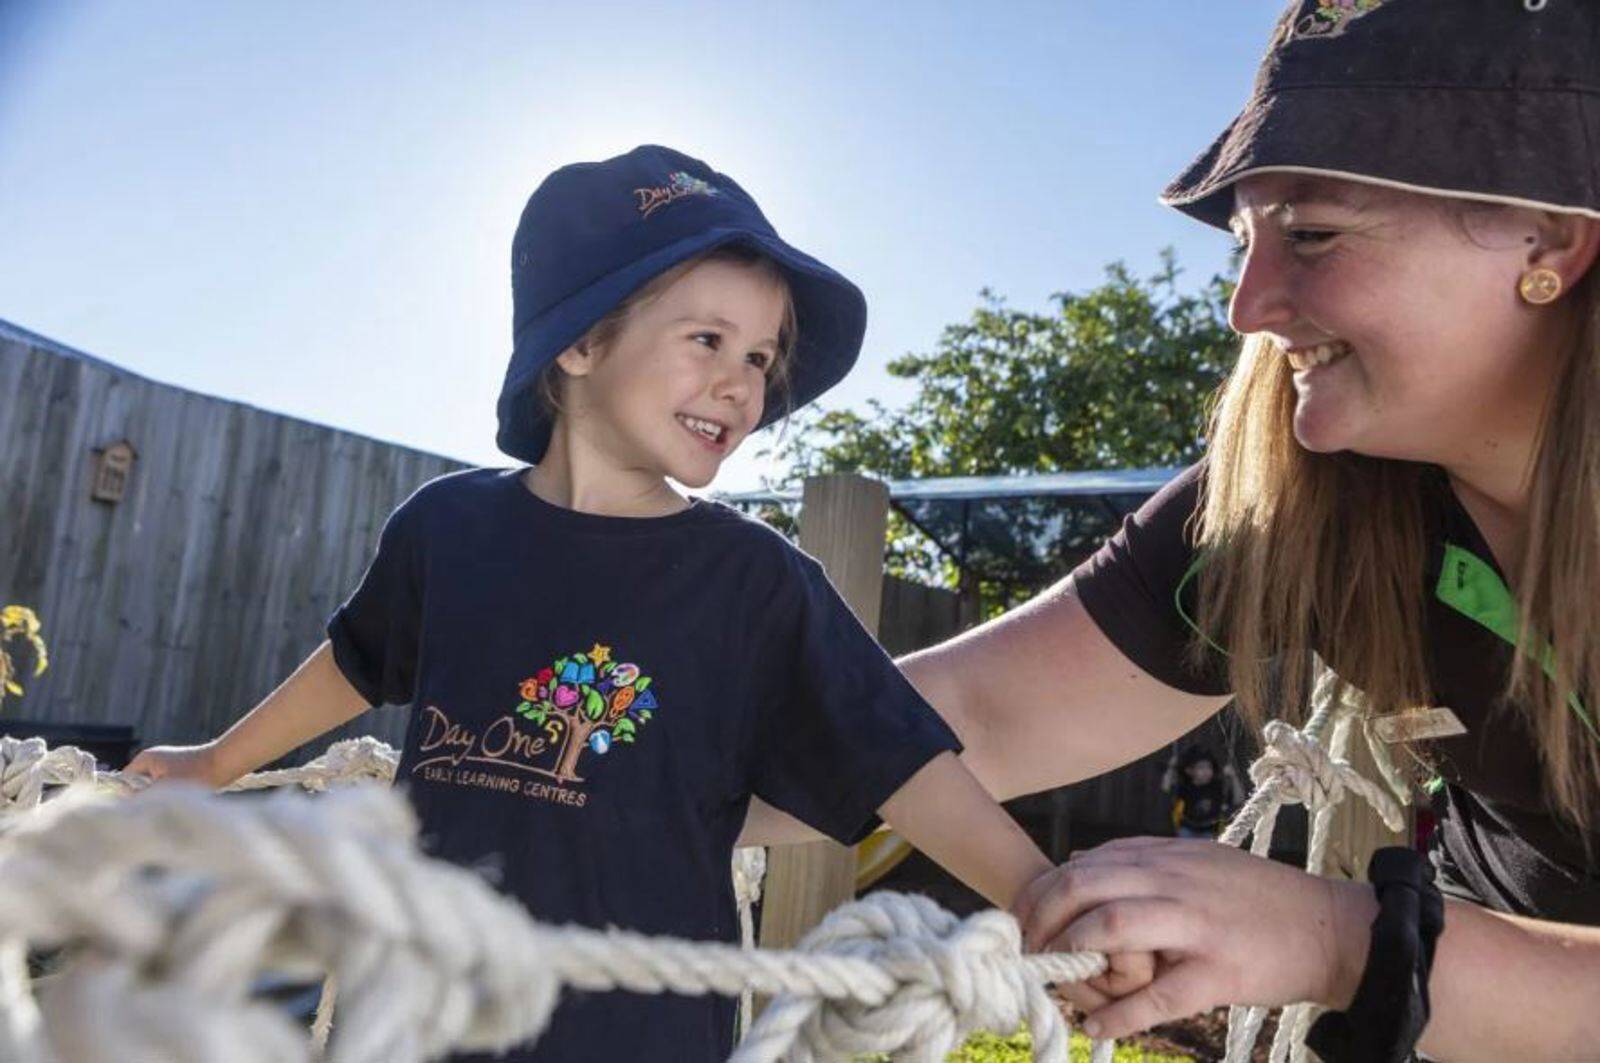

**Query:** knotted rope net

left=1, top=661, right=1405, bottom=1063
left=0, top=782, right=1110, bottom=1063
left=1216, top=660, right=1409, bottom=1063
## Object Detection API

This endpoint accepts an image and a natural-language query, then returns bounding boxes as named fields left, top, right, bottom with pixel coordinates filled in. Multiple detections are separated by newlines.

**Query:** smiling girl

left=128, top=146, right=1055, bottom=1063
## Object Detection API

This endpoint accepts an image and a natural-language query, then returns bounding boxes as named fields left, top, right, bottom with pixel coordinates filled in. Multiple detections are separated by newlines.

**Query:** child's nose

left=711, top=359, right=754, bottom=406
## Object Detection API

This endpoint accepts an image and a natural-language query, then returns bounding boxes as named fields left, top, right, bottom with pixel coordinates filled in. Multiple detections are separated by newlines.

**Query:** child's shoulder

left=694, top=499, right=816, bottom=566
left=389, top=466, right=522, bottom=525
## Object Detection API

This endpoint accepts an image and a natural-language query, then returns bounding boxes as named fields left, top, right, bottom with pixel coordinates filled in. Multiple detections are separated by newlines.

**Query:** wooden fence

left=0, top=320, right=462, bottom=757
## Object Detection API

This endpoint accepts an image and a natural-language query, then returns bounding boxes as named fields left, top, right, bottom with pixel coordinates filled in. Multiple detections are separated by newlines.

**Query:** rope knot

left=1250, top=721, right=1346, bottom=811
left=0, top=735, right=98, bottom=814
left=735, top=892, right=1071, bottom=1063
left=1250, top=720, right=1405, bottom=832
left=307, top=736, right=400, bottom=788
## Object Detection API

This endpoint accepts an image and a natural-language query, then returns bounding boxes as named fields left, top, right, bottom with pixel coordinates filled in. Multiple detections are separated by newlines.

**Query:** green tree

left=766, top=251, right=1236, bottom=592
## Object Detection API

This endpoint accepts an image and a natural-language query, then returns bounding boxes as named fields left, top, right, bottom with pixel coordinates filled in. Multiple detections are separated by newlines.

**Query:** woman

left=742, top=2, right=1600, bottom=1058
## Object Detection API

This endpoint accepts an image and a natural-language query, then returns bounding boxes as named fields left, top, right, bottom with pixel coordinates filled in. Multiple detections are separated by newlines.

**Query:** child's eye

left=746, top=350, right=773, bottom=373
left=691, top=331, right=721, bottom=350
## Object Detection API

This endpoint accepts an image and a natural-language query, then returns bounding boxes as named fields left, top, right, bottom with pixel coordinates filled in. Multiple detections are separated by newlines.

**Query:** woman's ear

left=1528, top=212, right=1600, bottom=292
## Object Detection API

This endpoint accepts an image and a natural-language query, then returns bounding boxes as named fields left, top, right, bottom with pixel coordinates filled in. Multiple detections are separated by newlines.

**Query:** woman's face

left=1228, top=174, right=1566, bottom=465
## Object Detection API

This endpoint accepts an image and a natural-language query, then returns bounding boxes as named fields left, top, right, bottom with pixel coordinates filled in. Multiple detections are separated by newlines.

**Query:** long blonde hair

left=1196, top=264, right=1600, bottom=832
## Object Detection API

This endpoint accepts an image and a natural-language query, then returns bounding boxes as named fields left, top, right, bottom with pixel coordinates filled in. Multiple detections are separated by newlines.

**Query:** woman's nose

left=1227, top=239, right=1296, bottom=338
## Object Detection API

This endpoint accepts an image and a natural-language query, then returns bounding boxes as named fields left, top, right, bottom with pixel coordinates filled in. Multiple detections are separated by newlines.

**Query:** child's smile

left=676, top=412, right=731, bottom=451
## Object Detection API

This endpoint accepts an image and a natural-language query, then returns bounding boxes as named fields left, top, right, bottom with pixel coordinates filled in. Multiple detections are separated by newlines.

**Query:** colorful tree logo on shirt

left=513, top=643, right=658, bottom=783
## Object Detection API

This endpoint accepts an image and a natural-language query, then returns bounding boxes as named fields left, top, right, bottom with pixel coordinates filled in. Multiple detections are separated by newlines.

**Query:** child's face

left=561, top=259, right=786, bottom=489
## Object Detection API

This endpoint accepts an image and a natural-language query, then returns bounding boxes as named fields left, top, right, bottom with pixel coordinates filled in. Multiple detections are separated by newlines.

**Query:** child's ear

left=555, top=342, right=596, bottom=378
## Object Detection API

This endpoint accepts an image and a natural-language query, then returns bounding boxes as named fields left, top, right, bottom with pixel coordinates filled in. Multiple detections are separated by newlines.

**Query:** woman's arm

left=736, top=578, right=1229, bottom=847
left=126, top=641, right=371, bottom=787
left=1420, top=899, right=1600, bottom=1061
left=1015, top=836, right=1600, bottom=1058
left=899, top=577, right=1230, bottom=802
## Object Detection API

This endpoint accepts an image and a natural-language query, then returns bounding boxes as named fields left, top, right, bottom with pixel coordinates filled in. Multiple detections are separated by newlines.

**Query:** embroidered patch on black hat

left=633, top=171, right=721, bottom=219
left=1293, top=0, right=1393, bottom=41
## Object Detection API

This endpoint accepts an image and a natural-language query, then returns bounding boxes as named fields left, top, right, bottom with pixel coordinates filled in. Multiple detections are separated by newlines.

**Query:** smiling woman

left=742, top=1, right=1600, bottom=1060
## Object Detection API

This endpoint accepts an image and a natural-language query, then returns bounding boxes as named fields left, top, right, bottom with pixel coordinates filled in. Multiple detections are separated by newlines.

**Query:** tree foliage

left=763, top=252, right=1237, bottom=592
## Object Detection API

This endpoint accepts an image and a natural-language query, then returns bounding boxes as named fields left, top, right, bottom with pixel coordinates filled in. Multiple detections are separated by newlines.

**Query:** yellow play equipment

left=855, top=828, right=914, bottom=891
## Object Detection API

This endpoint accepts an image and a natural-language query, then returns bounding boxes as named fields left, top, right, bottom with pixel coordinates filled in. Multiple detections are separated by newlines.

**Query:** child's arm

left=736, top=799, right=836, bottom=847
left=125, top=641, right=370, bottom=788
left=877, top=751, right=1052, bottom=910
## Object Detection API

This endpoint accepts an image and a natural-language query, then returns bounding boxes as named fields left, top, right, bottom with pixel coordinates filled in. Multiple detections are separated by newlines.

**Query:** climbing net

left=0, top=662, right=1406, bottom=1063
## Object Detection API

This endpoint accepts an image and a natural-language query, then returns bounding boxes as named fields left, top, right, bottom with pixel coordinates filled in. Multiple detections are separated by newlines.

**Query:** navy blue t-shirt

left=327, top=468, right=960, bottom=1063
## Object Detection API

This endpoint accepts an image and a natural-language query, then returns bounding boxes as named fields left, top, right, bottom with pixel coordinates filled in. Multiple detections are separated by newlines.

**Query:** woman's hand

left=1016, top=837, right=1377, bottom=1039
left=124, top=742, right=226, bottom=788
left=1014, top=866, right=1158, bottom=1013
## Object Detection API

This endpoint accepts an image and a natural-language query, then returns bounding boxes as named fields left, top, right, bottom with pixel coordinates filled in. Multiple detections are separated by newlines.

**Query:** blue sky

left=1, top=2, right=1278, bottom=490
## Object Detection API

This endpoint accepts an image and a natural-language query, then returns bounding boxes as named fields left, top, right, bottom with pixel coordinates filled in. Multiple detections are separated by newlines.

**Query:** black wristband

left=1305, top=847, right=1445, bottom=1063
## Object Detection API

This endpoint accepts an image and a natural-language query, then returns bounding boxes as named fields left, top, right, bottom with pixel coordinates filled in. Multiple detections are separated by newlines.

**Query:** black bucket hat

left=497, top=145, right=868, bottom=464
left=1162, top=0, right=1600, bottom=231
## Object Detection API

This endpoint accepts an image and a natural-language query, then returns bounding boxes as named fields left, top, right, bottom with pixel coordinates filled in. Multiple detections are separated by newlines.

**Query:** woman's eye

left=1286, top=228, right=1338, bottom=248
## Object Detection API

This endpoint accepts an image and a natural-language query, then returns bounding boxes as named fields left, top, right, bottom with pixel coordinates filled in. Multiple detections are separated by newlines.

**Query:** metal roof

left=720, top=467, right=1184, bottom=586
left=719, top=466, right=1181, bottom=505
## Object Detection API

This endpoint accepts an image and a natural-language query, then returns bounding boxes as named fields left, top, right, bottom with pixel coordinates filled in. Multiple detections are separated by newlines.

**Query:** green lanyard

left=1433, top=543, right=1597, bottom=741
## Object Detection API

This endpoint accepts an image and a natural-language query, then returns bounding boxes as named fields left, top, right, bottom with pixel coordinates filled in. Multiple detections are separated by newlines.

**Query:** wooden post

left=1323, top=729, right=1414, bottom=881
left=757, top=474, right=890, bottom=950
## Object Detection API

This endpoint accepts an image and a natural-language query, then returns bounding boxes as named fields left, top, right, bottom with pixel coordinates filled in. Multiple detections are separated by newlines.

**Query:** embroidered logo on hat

left=633, top=171, right=722, bottom=219
left=1293, top=0, right=1392, bottom=40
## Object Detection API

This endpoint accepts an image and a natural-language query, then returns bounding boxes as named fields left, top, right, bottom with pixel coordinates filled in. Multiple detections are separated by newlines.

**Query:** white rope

left=1221, top=662, right=1410, bottom=1063
left=0, top=733, right=774, bottom=1056
left=1267, top=712, right=1354, bottom=1063
left=2, top=691, right=1410, bottom=1063
left=0, top=735, right=403, bottom=819
left=0, top=784, right=1107, bottom=1063
left=222, top=736, right=400, bottom=793
left=731, top=845, right=767, bottom=1035
left=0, top=736, right=101, bottom=814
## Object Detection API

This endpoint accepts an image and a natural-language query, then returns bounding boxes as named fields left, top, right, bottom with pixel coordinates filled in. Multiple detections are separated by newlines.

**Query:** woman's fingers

left=1083, top=959, right=1220, bottom=1040
left=1055, top=978, right=1112, bottom=1014
left=1043, top=897, right=1203, bottom=957
left=1092, top=949, right=1158, bottom=997
left=1071, top=835, right=1220, bottom=865
left=1019, top=861, right=1170, bottom=952
left=1070, top=834, right=1172, bottom=857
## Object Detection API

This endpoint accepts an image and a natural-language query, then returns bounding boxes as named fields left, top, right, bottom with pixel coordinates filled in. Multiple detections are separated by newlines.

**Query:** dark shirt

left=1173, top=776, right=1230, bottom=832
left=327, top=468, right=961, bottom=1062
left=1074, top=462, right=1600, bottom=923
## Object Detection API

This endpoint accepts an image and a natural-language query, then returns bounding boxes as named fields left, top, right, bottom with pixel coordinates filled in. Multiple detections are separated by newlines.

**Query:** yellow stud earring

left=1519, top=267, right=1563, bottom=305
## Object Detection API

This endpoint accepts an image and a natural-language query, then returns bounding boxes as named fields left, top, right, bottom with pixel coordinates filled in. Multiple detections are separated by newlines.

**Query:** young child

left=128, top=145, right=1054, bottom=1063
left=1160, top=744, right=1241, bottom=839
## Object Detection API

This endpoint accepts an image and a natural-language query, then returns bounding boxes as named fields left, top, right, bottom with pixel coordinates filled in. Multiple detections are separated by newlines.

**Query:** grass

left=860, top=1029, right=1193, bottom=1062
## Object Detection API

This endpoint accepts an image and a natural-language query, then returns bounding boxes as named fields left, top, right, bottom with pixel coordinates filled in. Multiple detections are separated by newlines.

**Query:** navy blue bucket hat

left=497, top=145, right=868, bottom=463
left=1162, top=0, right=1600, bottom=232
